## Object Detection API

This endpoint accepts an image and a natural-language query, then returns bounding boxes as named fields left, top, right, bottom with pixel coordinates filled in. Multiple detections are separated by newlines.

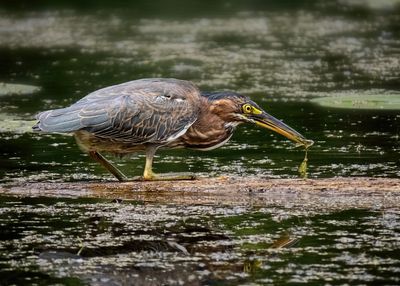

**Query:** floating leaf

left=0, top=114, right=73, bottom=135
left=311, top=93, right=400, bottom=110
left=0, top=119, right=37, bottom=134
left=0, top=82, right=41, bottom=96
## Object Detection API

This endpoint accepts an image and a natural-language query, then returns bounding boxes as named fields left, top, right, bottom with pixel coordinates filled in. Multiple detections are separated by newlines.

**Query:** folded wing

left=33, top=78, right=201, bottom=144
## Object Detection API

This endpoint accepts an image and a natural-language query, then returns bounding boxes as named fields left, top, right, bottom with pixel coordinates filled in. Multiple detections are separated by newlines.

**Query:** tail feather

left=33, top=107, right=83, bottom=133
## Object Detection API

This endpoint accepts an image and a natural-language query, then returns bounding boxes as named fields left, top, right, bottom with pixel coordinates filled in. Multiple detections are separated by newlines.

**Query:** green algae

left=298, top=149, right=309, bottom=178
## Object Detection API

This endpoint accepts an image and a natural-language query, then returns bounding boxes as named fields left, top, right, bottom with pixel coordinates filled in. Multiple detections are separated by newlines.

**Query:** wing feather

left=34, top=78, right=201, bottom=144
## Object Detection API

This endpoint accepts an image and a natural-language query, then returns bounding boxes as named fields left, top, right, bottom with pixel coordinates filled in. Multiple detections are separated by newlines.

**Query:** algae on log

left=1, top=178, right=399, bottom=210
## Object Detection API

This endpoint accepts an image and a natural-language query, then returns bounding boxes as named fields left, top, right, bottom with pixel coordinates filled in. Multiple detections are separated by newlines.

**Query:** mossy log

left=1, top=177, right=399, bottom=210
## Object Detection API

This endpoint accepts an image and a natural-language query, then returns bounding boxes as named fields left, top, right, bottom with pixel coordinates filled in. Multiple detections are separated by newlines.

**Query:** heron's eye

left=242, top=104, right=253, bottom=114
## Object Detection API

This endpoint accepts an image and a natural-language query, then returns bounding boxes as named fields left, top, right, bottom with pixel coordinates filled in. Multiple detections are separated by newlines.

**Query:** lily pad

left=0, top=114, right=72, bottom=135
left=311, top=93, right=400, bottom=110
left=0, top=119, right=37, bottom=134
left=0, top=83, right=41, bottom=96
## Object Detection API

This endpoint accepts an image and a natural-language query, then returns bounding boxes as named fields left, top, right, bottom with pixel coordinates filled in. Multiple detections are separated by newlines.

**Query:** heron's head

left=205, top=92, right=314, bottom=148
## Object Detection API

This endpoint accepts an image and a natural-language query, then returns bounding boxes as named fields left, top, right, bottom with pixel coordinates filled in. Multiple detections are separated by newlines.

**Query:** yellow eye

left=242, top=104, right=252, bottom=114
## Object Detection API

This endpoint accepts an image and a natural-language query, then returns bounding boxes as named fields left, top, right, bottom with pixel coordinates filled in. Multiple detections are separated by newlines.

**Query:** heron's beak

left=252, top=112, right=314, bottom=148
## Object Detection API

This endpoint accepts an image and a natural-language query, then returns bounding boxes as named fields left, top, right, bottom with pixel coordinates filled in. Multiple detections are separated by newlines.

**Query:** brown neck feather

left=178, top=97, right=236, bottom=149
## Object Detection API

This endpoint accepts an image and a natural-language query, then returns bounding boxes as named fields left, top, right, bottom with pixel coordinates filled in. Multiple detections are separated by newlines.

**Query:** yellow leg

left=143, top=147, right=156, bottom=180
left=142, top=147, right=196, bottom=181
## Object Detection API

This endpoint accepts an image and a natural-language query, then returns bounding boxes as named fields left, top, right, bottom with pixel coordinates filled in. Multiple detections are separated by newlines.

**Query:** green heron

left=33, top=78, right=313, bottom=181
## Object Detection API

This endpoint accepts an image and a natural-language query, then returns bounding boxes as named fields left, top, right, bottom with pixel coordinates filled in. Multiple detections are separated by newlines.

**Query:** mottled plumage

left=34, top=78, right=313, bottom=181
left=35, top=79, right=200, bottom=145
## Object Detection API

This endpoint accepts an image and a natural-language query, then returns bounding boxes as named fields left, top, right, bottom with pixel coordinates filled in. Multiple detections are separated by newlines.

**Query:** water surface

left=0, top=196, right=399, bottom=285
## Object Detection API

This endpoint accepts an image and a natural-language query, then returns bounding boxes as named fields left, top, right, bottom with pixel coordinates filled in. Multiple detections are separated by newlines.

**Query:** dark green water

left=1, top=196, right=399, bottom=285
left=0, top=0, right=400, bottom=285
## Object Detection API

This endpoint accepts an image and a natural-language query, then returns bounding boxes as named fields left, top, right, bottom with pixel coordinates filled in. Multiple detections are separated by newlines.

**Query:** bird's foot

left=143, top=172, right=197, bottom=181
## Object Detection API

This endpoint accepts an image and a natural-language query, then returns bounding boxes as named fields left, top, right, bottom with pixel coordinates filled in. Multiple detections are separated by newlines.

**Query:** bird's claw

left=143, top=172, right=197, bottom=181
